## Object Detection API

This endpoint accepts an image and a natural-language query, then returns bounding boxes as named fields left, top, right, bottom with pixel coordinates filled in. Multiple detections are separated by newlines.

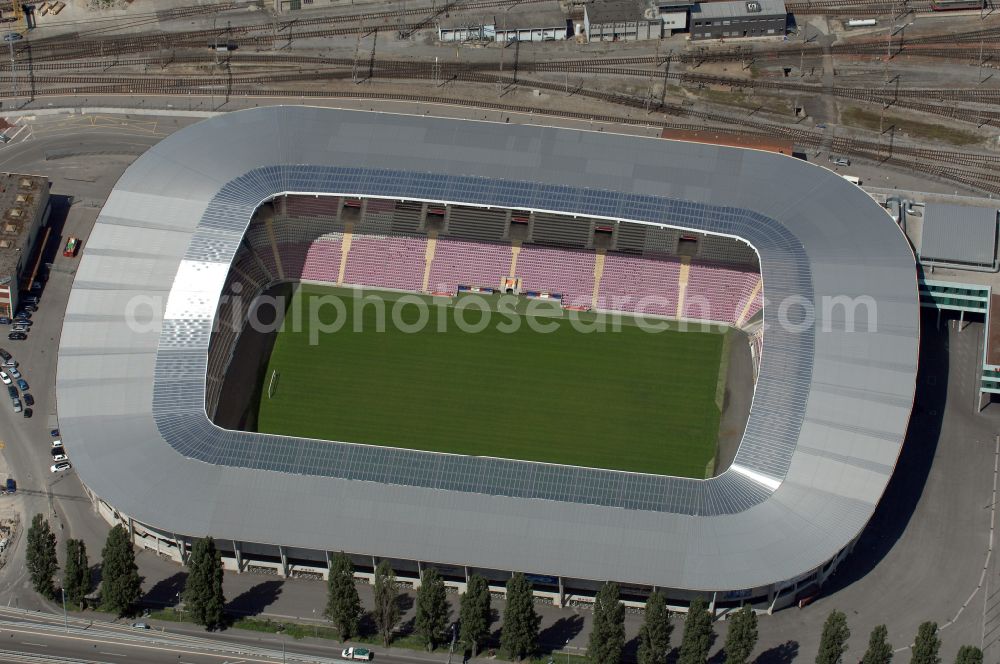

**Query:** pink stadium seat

left=516, top=246, right=595, bottom=307
left=597, top=254, right=680, bottom=319
left=343, top=235, right=426, bottom=292
left=428, top=240, right=512, bottom=293
left=683, top=263, right=756, bottom=324
left=299, top=239, right=343, bottom=283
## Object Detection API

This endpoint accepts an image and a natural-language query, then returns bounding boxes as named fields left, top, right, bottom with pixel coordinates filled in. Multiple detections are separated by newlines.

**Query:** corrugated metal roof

left=691, top=0, right=787, bottom=19
left=585, top=0, right=649, bottom=23
left=56, top=106, right=919, bottom=592
left=921, top=202, right=998, bottom=267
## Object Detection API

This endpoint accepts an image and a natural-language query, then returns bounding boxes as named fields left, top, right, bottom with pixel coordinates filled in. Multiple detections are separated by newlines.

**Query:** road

left=0, top=606, right=344, bottom=664
left=0, top=107, right=997, bottom=663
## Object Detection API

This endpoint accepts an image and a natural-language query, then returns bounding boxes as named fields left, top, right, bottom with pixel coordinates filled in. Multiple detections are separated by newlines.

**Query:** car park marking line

left=20, top=641, right=48, bottom=647
left=983, top=434, right=1000, bottom=652
left=895, top=435, right=1000, bottom=654
left=2, top=625, right=298, bottom=663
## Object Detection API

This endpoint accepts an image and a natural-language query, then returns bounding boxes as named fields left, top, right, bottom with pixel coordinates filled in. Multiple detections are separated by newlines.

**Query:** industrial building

left=438, top=7, right=570, bottom=43
left=657, top=0, right=695, bottom=34
left=57, top=106, right=917, bottom=612
left=689, top=0, right=788, bottom=40
left=0, top=173, right=50, bottom=318
left=918, top=202, right=999, bottom=272
left=584, top=0, right=663, bottom=41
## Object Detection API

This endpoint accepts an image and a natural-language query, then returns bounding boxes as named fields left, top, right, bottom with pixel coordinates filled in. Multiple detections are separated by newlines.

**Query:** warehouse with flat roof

left=689, top=0, right=787, bottom=40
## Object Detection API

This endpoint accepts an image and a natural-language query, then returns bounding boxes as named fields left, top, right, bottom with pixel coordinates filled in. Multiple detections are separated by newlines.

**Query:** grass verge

left=841, top=106, right=982, bottom=146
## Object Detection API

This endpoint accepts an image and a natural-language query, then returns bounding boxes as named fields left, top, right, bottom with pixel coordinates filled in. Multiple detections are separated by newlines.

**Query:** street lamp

left=61, top=587, right=67, bottom=632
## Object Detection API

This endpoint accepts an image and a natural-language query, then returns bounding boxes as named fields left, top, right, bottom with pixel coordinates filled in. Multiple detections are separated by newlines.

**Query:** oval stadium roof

left=56, top=106, right=919, bottom=592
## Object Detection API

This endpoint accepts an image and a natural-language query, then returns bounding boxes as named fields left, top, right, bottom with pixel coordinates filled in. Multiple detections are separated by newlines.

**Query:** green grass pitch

left=256, top=285, right=726, bottom=478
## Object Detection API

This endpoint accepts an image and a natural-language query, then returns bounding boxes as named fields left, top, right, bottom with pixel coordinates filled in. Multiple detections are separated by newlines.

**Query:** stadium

left=56, top=106, right=919, bottom=612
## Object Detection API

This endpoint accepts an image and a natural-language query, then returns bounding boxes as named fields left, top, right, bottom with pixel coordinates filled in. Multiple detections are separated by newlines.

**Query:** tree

left=25, top=513, right=58, bottom=599
left=325, top=552, right=362, bottom=641
left=415, top=567, right=450, bottom=650
left=816, top=610, right=851, bottom=664
left=677, top=597, right=713, bottom=664
left=954, top=646, right=983, bottom=664
left=637, top=590, right=672, bottom=664
left=63, top=539, right=91, bottom=608
left=100, top=524, right=142, bottom=616
left=588, top=581, right=625, bottom=664
left=910, top=622, right=941, bottom=664
left=459, top=574, right=492, bottom=657
left=373, top=560, right=400, bottom=647
left=182, top=537, right=226, bottom=630
left=861, top=625, right=893, bottom=664
left=724, top=605, right=758, bottom=664
left=500, top=572, right=540, bottom=661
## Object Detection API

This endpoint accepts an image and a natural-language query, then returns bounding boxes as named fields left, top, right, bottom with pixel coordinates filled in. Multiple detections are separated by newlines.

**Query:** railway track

left=18, top=0, right=550, bottom=60
left=4, top=59, right=996, bottom=193
left=785, top=0, right=933, bottom=15
left=9, top=55, right=1000, bottom=128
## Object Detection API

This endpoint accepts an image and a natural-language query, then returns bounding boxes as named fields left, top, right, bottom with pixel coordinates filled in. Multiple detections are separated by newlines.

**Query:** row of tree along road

left=23, top=513, right=988, bottom=664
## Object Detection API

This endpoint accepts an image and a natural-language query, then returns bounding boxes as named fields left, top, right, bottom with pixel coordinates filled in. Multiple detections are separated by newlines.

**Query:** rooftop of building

left=585, top=0, right=655, bottom=23
left=439, top=3, right=568, bottom=29
left=690, top=0, right=787, bottom=20
left=0, top=173, right=47, bottom=282
left=660, top=128, right=793, bottom=155
left=920, top=202, right=998, bottom=268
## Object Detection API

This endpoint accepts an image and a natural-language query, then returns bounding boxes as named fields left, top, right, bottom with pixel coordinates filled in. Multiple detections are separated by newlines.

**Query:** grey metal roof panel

left=692, top=0, right=787, bottom=19
left=921, top=202, right=998, bottom=266
left=56, top=106, right=918, bottom=591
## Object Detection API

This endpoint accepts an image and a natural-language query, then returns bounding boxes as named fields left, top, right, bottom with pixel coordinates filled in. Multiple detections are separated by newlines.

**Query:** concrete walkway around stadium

left=0, top=112, right=997, bottom=663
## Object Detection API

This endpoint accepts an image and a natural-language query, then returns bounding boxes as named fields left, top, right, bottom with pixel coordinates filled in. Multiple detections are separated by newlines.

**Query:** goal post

left=267, top=369, right=280, bottom=399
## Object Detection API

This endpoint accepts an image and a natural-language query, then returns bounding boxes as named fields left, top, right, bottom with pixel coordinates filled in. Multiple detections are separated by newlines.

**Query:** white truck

left=341, top=647, right=373, bottom=661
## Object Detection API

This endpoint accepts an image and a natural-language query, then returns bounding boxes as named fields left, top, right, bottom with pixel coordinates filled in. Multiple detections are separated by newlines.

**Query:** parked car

left=11, top=326, right=27, bottom=334
left=131, top=622, right=150, bottom=630
left=9, top=367, right=19, bottom=379
left=6, top=386, right=16, bottom=399
left=16, top=379, right=28, bottom=391
left=63, top=236, right=80, bottom=258
left=50, top=462, right=71, bottom=473
left=50, top=429, right=60, bottom=438
left=21, top=304, right=36, bottom=312
left=13, top=319, right=31, bottom=327
left=3, top=357, right=15, bottom=367
left=52, top=440, right=63, bottom=448
left=341, top=648, right=373, bottom=661
left=51, top=453, right=67, bottom=462
left=23, top=408, right=31, bottom=418
left=22, top=393, right=33, bottom=406
left=7, top=332, right=26, bottom=341
left=4, top=478, right=15, bottom=494
left=11, top=397, right=21, bottom=413
left=14, top=311, right=30, bottom=320
left=0, top=349, right=9, bottom=361
left=0, top=371, right=10, bottom=385
left=0, top=318, right=9, bottom=325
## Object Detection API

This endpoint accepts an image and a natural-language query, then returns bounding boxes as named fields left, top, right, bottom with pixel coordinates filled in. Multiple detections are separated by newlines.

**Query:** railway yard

left=0, top=0, right=997, bottom=195
left=2, top=2, right=1000, bottom=663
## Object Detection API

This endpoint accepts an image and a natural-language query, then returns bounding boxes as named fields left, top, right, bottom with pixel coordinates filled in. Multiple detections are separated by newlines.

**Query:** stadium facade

left=57, top=106, right=919, bottom=612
